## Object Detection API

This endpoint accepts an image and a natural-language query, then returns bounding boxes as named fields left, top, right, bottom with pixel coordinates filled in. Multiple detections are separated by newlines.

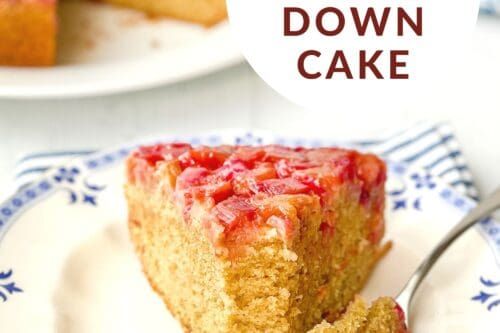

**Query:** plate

left=0, top=1, right=242, bottom=99
left=0, top=130, right=499, bottom=332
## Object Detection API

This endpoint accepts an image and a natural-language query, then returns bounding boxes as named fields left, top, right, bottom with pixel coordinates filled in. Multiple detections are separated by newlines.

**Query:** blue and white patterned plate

left=0, top=129, right=499, bottom=333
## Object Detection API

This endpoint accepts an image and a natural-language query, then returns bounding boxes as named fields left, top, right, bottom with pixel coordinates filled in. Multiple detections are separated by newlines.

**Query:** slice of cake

left=308, top=296, right=408, bottom=333
left=0, top=0, right=226, bottom=67
left=125, top=144, right=388, bottom=332
left=102, top=0, right=227, bottom=26
left=0, top=0, right=57, bottom=66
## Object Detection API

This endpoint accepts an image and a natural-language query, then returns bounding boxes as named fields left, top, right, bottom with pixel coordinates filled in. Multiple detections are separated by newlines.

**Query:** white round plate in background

left=0, top=1, right=242, bottom=99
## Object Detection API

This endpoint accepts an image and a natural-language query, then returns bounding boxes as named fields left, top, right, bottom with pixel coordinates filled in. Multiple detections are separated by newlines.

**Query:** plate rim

left=0, top=22, right=243, bottom=99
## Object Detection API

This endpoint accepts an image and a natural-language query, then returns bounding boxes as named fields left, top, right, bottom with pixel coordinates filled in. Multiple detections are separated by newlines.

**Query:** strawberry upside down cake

left=125, top=143, right=399, bottom=332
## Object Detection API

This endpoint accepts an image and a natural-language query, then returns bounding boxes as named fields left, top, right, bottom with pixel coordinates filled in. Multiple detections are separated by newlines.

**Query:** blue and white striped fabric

left=13, top=123, right=479, bottom=200
left=362, top=123, right=478, bottom=200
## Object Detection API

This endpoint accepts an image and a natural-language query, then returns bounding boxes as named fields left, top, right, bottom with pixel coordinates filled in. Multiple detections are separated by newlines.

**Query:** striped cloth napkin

left=13, top=123, right=479, bottom=201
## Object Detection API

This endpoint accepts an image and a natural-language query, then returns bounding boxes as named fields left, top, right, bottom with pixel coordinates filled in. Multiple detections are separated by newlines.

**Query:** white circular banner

left=227, top=0, right=479, bottom=111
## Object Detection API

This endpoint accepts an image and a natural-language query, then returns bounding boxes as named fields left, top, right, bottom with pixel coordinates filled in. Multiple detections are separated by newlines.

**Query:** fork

left=395, top=186, right=500, bottom=329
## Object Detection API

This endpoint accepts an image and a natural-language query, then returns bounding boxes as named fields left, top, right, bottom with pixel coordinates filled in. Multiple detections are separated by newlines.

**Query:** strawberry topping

left=253, top=178, right=311, bottom=195
left=215, top=197, right=257, bottom=229
left=130, top=144, right=386, bottom=246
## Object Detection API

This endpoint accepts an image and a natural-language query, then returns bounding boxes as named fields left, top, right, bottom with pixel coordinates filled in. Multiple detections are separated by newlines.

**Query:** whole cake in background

left=125, top=143, right=406, bottom=332
left=0, top=0, right=227, bottom=67
left=0, top=0, right=57, bottom=66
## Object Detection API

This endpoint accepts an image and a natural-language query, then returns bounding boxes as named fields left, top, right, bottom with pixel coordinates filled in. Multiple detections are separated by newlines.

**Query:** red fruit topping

left=252, top=162, right=278, bottom=181
left=232, top=147, right=266, bottom=166
left=193, top=182, right=234, bottom=204
left=275, top=159, right=293, bottom=178
left=333, top=155, right=356, bottom=182
left=393, top=302, right=408, bottom=332
left=179, top=147, right=230, bottom=170
left=293, top=174, right=325, bottom=196
left=217, top=160, right=248, bottom=180
left=266, top=215, right=295, bottom=240
left=232, top=162, right=278, bottom=196
left=136, top=143, right=192, bottom=166
left=394, top=302, right=406, bottom=322
left=357, top=154, right=386, bottom=186
left=275, top=159, right=320, bottom=178
left=356, top=154, right=386, bottom=206
left=130, top=143, right=387, bottom=247
left=214, top=197, right=257, bottom=228
left=231, top=177, right=256, bottom=196
left=319, top=221, right=336, bottom=237
left=176, top=167, right=210, bottom=190
left=263, top=145, right=304, bottom=162
left=253, top=178, right=310, bottom=195
left=210, top=183, right=234, bottom=203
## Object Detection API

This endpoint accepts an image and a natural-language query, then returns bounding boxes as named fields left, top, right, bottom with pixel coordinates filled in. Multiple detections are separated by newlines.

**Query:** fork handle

left=397, top=186, right=500, bottom=311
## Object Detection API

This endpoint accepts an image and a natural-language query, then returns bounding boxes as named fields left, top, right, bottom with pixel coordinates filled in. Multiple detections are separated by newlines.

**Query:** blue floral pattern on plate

left=0, top=270, right=22, bottom=303
left=472, top=277, right=500, bottom=311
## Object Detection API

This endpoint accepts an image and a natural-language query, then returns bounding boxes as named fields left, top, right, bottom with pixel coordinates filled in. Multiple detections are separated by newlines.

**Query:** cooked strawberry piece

left=355, top=154, right=386, bottom=206
left=142, top=151, right=164, bottom=166
left=176, top=167, right=210, bottom=190
left=232, top=177, right=255, bottom=196
left=307, top=147, right=352, bottom=160
left=136, top=143, right=192, bottom=166
left=179, top=147, right=230, bottom=170
left=196, top=182, right=234, bottom=204
left=135, top=145, right=166, bottom=166
left=178, top=152, right=195, bottom=169
left=217, top=160, right=248, bottom=180
left=293, top=174, right=325, bottom=196
left=339, top=158, right=356, bottom=177
left=253, top=162, right=278, bottom=180
left=232, top=162, right=278, bottom=196
left=393, top=302, right=408, bottom=333
left=263, top=145, right=304, bottom=162
left=232, top=147, right=266, bottom=166
left=214, top=197, right=257, bottom=228
left=253, top=178, right=310, bottom=195
left=275, top=159, right=321, bottom=178
left=274, top=159, right=292, bottom=178
left=357, top=154, right=386, bottom=187
left=266, top=215, right=295, bottom=241
left=394, top=302, right=406, bottom=322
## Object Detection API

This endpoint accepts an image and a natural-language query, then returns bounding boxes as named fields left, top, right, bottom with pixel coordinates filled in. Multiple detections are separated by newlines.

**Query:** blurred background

left=0, top=3, right=499, bottom=197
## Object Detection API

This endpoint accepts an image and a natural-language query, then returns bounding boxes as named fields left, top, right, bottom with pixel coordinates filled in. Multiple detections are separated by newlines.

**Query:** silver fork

left=396, top=186, right=500, bottom=329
